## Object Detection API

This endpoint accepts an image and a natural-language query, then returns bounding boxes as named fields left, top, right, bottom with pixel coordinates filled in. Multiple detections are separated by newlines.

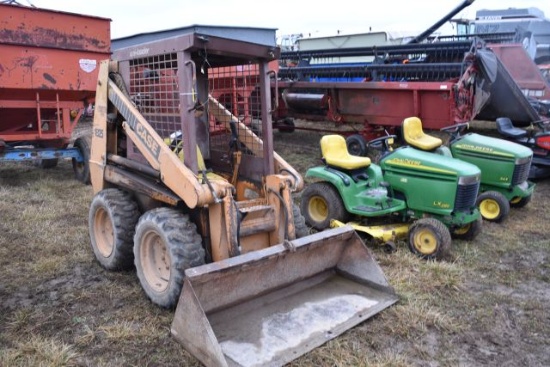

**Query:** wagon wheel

left=72, top=135, right=91, bottom=184
left=89, top=188, right=140, bottom=270
left=134, top=207, right=205, bottom=309
left=476, top=191, right=510, bottom=223
left=346, top=134, right=367, bottom=156
left=300, top=182, right=349, bottom=231
left=408, top=218, right=451, bottom=261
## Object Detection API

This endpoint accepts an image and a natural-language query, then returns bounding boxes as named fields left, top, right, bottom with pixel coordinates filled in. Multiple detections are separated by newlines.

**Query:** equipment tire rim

left=510, top=196, right=521, bottom=204
left=308, top=196, right=329, bottom=222
left=141, top=230, right=169, bottom=293
left=94, top=207, right=114, bottom=258
left=412, top=228, right=437, bottom=255
left=479, top=198, right=500, bottom=220
left=454, top=223, right=470, bottom=235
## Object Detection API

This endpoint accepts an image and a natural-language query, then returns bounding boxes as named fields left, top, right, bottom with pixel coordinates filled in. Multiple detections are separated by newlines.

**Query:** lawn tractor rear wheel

left=408, top=218, right=451, bottom=261
left=476, top=191, right=510, bottom=223
left=300, top=182, right=349, bottom=230
left=510, top=193, right=532, bottom=208
left=452, top=215, right=482, bottom=241
left=134, top=207, right=205, bottom=309
left=89, top=189, right=140, bottom=270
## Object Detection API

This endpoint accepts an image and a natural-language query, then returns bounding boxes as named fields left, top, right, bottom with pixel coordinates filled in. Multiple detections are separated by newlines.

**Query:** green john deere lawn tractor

left=401, top=117, right=535, bottom=223
left=300, top=134, right=482, bottom=260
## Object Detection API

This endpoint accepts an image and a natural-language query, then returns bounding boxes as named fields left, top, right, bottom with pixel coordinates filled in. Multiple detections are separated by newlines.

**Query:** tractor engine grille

left=512, top=160, right=531, bottom=185
left=454, top=181, right=480, bottom=212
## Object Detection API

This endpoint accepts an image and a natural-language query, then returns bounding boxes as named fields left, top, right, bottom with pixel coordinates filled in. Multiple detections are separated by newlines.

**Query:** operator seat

left=321, top=135, right=371, bottom=170
left=403, top=117, right=442, bottom=151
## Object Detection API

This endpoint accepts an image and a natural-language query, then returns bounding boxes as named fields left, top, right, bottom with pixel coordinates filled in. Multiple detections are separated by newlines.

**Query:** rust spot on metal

left=43, top=73, right=56, bottom=84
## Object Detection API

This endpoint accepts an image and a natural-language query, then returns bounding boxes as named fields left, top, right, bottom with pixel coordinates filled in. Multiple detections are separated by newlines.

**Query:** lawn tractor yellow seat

left=403, top=117, right=442, bottom=151
left=321, top=135, right=371, bottom=170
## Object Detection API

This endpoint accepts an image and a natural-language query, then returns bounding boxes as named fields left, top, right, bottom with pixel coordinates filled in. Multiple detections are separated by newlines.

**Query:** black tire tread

left=134, top=207, right=205, bottom=309
left=89, top=188, right=140, bottom=271
left=72, top=135, right=92, bottom=185
left=292, top=204, right=309, bottom=238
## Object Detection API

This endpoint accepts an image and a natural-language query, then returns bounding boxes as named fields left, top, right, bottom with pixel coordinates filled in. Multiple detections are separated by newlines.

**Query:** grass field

left=1, top=125, right=549, bottom=367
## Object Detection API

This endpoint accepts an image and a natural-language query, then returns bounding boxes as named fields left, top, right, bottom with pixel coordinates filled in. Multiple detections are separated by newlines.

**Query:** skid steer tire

left=72, top=135, right=91, bottom=185
left=510, top=193, right=532, bottom=208
left=452, top=215, right=482, bottom=241
left=408, top=218, right=451, bottom=261
left=89, top=189, right=140, bottom=271
left=476, top=191, right=510, bottom=223
left=292, top=204, right=309, bottom=238
left=300, top=182, right=349, bottom=231
left=134, top=207, right=205, bottom=309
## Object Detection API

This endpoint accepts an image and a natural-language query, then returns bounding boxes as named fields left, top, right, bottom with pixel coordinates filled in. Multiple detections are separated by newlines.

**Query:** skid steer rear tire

left=300, top=182, right=349, bottom=231
left=408, top=218, right=451, bottom=261
left=476, top=191, right=510, bottom=223
left=89, top=189, right=140, bottom=271
left=134, top=207, right=205, bottom=309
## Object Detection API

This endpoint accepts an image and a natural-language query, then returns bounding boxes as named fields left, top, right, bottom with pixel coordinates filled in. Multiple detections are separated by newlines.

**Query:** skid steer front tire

left=89, top=189, right=140, bottom=271
left=134, top=207, right=205, bottom=309
left=300, top=182, right=349, bottom=231
left=408, top=218, right=451, bottom=261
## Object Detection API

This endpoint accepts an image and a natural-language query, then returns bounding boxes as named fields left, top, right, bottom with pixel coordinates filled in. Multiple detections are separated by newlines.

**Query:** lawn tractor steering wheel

left=367, top=134, right=397, bottom=153
left=440, top=122, right=469, bottom=140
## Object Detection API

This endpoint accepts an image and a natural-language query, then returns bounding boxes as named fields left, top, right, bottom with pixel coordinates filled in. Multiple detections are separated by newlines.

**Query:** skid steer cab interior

left=402, top=117, right=535, bottom=223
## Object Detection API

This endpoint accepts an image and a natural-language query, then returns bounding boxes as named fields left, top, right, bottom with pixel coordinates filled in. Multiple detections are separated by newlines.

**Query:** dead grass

left=1, top=125, right=549, bottom=366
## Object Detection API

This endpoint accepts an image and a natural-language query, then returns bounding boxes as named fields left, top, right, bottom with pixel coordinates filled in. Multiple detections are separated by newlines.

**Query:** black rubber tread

left=510, top=193, right=532, bottom=208
left=133, top=207, right=205, bottom=309
left=39, top=158, right=59, bottom=169
left=476, top=191, right=510, bottom=223
left=346, top=134, right=367, bottom=157
left=408, top=217, right=452, bottom=261
left=452, top=215, right=483, bottom=241
left=89, top=188, right=140, bottom=271
left=292, top=203, right=309, bottom=238
left=72, top=135, right=92, bottom=185
left=300, top=182, right=349, bottom=231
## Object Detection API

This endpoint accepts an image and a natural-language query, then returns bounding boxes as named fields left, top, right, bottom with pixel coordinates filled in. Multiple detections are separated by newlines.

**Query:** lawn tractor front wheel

left=476, top=191, right=510, bottom=222
left=408, top=218, right=451, bottom=261
left=300, top=182, right=349, bottom=231
left=134, top=207, right=205, bottom=309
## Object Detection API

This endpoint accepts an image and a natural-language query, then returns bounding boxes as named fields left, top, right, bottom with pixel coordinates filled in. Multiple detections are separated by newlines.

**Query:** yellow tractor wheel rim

left=412, top=228, right=438, bottom=255
left=479, top=199, right=500, bottom=220
left=510, top=196, right=521, bottom=204
left=454, top=223, right=470, bottom=236
left=308, top=196, right=329, bottom=223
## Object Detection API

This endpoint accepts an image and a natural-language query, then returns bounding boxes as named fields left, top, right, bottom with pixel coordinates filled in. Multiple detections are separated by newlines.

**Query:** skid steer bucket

left=171, top=226, right=398, bottom=367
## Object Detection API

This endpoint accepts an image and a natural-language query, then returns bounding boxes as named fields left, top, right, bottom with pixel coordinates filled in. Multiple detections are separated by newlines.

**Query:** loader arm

left=90, top=60, right=232, bottom=208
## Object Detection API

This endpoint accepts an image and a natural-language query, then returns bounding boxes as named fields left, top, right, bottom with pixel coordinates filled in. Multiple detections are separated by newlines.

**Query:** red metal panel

left=0, top=4, right=111, bottom=145
left=489, top=43, right=550, bottom=99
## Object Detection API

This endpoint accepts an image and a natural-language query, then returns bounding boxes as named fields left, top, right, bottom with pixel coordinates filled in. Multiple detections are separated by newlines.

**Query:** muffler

left=171, top=225, right=398, bottom=367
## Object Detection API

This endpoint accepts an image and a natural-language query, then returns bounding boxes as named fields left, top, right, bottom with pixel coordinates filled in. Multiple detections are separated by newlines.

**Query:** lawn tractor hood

left=451, top=133, right=533, bottom=163
left=381, top=147, right=480, bottom=215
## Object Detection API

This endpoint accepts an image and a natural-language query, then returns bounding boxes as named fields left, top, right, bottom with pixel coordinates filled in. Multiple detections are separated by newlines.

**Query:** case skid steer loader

left=88, top=32, right=398, bottom=367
